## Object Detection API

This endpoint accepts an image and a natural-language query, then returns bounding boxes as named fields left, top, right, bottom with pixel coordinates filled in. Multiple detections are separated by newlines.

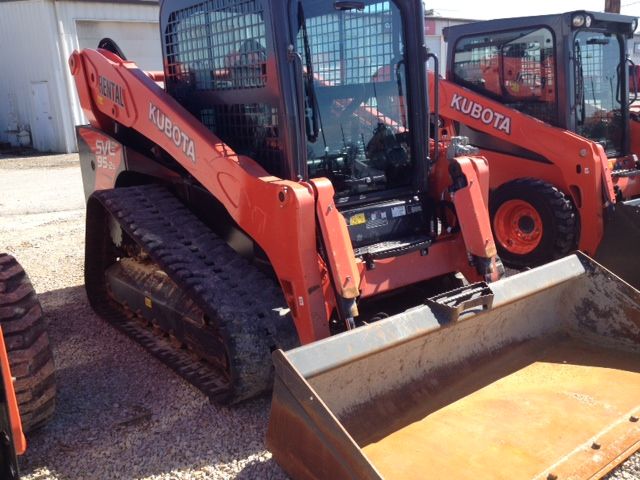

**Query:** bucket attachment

left=267, top=253, right=640, bottom=480
left=595, top=198, right=640, bottom=289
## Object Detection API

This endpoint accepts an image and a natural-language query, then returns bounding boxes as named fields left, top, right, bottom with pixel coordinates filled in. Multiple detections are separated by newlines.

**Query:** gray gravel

left=606, top=460, right=640, bottom=480
left=1, top=153, right=638, bottom=479
left=1, top=154, right=287, bottom=480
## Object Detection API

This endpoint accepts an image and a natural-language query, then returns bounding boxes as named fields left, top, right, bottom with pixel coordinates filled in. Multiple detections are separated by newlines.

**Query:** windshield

left=297, top=0, right=412, bottom=200
left=574, top=30, right=625, bottom=156
left=453, top=27, right=558, bottom=125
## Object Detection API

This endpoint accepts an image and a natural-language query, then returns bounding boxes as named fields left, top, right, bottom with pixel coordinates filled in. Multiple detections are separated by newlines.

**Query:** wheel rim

left=493, top=199, right=543, bottom=255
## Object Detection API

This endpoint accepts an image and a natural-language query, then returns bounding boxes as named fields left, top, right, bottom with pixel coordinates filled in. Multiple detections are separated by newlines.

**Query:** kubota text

left=450, top=93, right=511, bottom=135
left=149, top=103, right=196, bottom=164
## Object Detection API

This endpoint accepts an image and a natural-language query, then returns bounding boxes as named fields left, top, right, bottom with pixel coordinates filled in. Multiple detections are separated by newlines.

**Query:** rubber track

left=0, top=254, right=56, bottom=433
left=85, top=185, right=297, bottom=404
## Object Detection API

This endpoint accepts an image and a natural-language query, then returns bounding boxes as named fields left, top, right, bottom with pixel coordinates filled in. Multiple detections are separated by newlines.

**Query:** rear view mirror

left=334, top=1, right=365, bottom=11
left=587, top=37, right=610, bottom=45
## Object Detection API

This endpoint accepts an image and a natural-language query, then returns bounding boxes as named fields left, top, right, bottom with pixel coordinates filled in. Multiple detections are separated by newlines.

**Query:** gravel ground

left=0, top=154, right=287, bottom=480
left=0, top=153, right=638, bottom=479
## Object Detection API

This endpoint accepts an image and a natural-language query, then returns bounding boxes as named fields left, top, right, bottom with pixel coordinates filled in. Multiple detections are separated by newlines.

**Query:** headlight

left=632, top=19, right=638, bottom=32
left=585, top=15, right=592, bottom=28
left=572, top=14, right=586, bottom=28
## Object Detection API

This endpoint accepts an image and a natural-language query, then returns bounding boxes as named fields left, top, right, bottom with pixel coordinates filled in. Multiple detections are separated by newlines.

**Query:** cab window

left=453, top=27, right=558, bottom=126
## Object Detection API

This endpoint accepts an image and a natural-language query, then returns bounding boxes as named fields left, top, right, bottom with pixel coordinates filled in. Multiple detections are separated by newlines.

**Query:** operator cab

left=162, top=0, right=433, bottom=259
left=295, top=1, right=431, bottom=257
left=444, top=11, right=638, bottom=158
left=298, top=1, right=413, bottom=199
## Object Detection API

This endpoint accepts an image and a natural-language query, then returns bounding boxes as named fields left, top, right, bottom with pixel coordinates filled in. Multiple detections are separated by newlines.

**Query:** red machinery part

left=0, top=327, right=25, bottom=456
left=493, top=199, right=544, bottom=255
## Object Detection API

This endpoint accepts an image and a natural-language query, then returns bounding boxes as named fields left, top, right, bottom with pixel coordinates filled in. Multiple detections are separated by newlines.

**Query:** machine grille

left=164, top=0, right=267, bottom=91
left=200, top=105, right=282, bottom=175
left=163, top=0, right=285, bottom=176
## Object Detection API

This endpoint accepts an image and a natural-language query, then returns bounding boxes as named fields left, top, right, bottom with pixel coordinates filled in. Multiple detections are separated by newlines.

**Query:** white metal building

left=0, top=2, right=469, bottom=154
left=0, top=0, right=161, bottom=153
left=631, top=34, right=640, bottom=63
left=424, top=14, right=473, bottom=76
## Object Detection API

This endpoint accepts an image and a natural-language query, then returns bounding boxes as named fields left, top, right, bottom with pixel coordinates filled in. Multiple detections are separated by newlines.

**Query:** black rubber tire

left=490, top=179, right=577, bottom=268
left=0, top=254, right=56, bottom=433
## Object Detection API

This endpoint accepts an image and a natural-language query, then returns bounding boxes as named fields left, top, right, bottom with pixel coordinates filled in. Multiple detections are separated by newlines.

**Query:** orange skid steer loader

left=431, top=11, right=640, bottom=287
left=68, top=0, right=640, bottom=478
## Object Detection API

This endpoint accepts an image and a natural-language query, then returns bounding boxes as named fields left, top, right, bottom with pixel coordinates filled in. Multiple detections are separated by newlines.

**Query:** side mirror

left=334, top=1, right=365, bottom=11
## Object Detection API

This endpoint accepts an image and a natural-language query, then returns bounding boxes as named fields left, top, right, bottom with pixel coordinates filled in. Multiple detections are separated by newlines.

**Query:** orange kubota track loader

left=70, top=0, right=500, bottom=405
left=433, top=11, right=640, bottom=287
left=68, top=1, right=640, bottom=478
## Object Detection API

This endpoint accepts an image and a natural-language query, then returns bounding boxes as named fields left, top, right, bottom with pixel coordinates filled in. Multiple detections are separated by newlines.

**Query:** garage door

left=76, top=21, right=162, bottom=72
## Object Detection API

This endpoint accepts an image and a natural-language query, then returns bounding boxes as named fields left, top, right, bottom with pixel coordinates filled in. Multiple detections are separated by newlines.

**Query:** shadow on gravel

left=237, top=457, right=288, bottom=479
left=18, top=285, right=288, bottom=479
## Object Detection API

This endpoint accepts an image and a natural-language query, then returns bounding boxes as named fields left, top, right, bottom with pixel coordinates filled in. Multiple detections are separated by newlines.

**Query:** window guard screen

left=297, top=1, right=413, bottom=198
left=453, top=27, right=558, bottom=126
left=574, top=31, right=624, bottom=156
left=165, top=0, right=267, bottom=91
left=164, top=0, right=283, bottom=176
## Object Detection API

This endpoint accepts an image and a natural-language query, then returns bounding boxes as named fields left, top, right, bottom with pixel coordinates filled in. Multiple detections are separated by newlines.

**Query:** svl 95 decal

left=78, top=127, right=124, bottom=191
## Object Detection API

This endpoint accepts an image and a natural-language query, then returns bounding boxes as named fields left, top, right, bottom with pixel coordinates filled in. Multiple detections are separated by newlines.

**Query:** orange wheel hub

left=493, top=199, right=543, bottom=255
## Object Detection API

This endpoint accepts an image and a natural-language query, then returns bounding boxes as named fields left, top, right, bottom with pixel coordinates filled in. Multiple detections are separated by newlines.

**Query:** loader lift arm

left=70, top=48, right=334, bottom=343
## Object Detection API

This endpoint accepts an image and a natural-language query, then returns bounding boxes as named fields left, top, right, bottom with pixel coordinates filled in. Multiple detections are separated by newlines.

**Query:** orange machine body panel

left=0, top=327, right=25, bottom=456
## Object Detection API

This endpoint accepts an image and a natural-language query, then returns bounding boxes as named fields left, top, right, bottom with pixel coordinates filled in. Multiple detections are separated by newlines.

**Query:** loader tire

left=490, top=179, right=577, bottom=268
left=0, top=254, right=56, bottom=433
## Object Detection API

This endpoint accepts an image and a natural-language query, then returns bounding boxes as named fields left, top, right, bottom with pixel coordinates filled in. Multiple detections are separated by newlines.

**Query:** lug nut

left=547, top=474, right=558, bottom=480
left=630, top=415, right=639, bottom=422
left=591, top=442, right=601, bottom=450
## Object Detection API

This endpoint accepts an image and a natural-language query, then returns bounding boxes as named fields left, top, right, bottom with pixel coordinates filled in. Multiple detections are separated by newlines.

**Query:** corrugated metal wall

left=0, top=1, right=64, bottom=151
left=0, top=0, right=160, bottom=153
left=425, top=17, right=471, bottom=76
left=75, top=20, right=161, bottom=70
left=55, top=0, right=161, bottom=152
